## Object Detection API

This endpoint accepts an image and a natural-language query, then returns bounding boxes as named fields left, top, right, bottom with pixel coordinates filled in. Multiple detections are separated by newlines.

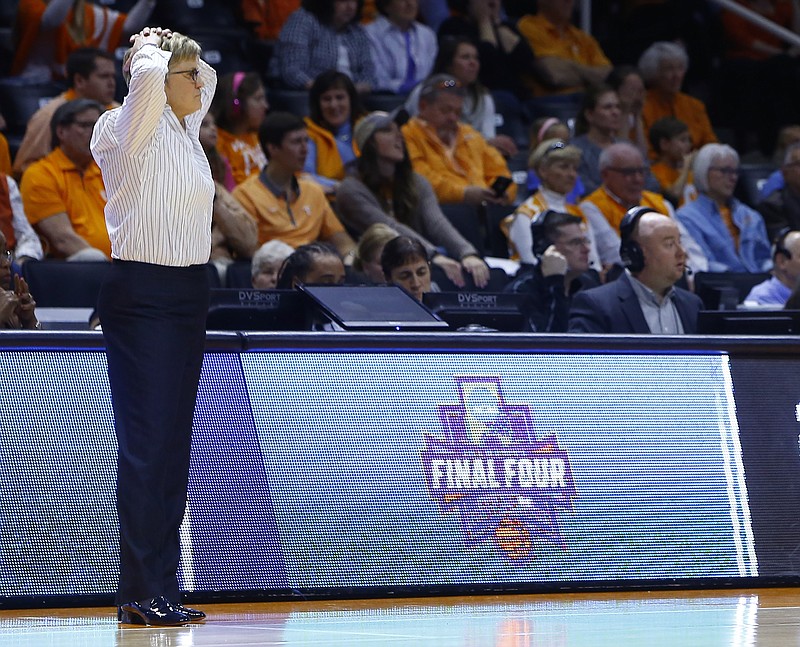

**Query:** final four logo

left=421, top=376, right=576, bottom=561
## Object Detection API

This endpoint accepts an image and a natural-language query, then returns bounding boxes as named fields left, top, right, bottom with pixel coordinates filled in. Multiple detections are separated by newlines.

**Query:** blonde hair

left=122, top=31, right=202, bottom=85
left=354, top=223, right=399, bottom=272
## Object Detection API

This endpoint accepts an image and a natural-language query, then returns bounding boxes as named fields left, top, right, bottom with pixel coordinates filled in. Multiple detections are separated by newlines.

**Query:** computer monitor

left=298, top=285, right=449, bottom=331
left=697, top=309, right=800, bottom=335
left=693, top=272, right=771, bottom=310
left=422, top=292, right=533, bottom=332
left=206, top=289, right=308, bottom=331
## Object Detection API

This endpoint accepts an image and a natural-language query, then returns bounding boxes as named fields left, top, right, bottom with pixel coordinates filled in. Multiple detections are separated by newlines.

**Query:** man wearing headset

left=568, top=207, right=703, bottom=334
left=505, top=210, right=599, bottom=332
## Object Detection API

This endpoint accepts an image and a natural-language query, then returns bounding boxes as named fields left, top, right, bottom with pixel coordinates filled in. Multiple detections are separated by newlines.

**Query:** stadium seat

left=491, top=90, right=530, bottom=149
left=267, top=89, right=310, bottom=117
left=693, top=271, right=771, bottom=310
left=225, top=260, right=253, bottom=288
left=735, top=163, right=776, bottom=208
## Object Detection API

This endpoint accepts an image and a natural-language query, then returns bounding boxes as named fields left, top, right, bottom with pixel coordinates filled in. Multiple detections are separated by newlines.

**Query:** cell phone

left=491, top=176, right=512, bottom=197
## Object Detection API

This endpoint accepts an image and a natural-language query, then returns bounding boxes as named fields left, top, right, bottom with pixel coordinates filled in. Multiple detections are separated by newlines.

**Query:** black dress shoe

left=172, top=602, right=206, bottom=622
left=118, top=596, right=191, bottom=626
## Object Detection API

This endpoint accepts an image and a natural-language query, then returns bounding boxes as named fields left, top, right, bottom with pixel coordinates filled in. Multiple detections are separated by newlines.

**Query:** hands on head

left=124, top=26, right=173, bottom=76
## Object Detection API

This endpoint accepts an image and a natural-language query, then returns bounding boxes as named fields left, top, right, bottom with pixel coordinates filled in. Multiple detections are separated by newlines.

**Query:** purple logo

left=421, top=377, right=576, bottom=561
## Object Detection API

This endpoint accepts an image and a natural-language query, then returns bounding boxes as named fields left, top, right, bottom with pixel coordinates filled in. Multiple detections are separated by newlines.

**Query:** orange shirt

left=240, top=0, right=301, bottom=40
left=0, top=134, right=11, bottom=176
left=304, top=117, right=353, bottom=182
left=401, top=117, right=516, bottom=204
left=719, top=204, right=740, bottom=248
left=516, top=13, right=611, bottom=95
left=723, top=0, right=794, bottom=60
left=216, top=128, right=267, bottom=187
left=232, top=174, right=345, bottom=247
left=12, top=0, right=126, bottom=78
left=642, top=90, right=717, bottom=157
left=20, top=147, right=110, bottom=257
left=650, top=161, right=697, bottom=206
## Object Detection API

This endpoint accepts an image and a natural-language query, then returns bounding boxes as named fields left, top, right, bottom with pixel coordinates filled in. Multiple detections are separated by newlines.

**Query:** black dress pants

left=98, top=260, right=209, bottom=604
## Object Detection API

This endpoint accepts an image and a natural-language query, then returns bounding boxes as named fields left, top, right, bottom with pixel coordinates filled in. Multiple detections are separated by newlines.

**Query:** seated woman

left=380, top=235, right=435, bottom=302
left=0, top=231, right=38, bottom=329
left=304, top=70, right=366, bottom=193
left=404, top=35, right=517, bottom=158
left=526, top=116, right=584, bottom=203
left=438, top=0, right=538, bottom=103
left=639, top=41, right=717, bottom=158
left=353, top=222, right=400, bottom=284
left=210, top=72, right=269, bottom=186
left=276, top=241, right=346, bottom=289
left=12, top=0, right=154, bottom=80
left=335, top=110, right=490, bottom=288
left=607, top=65, right=648, bottom=157
left=676, top=143, right=772, bottom=273
left=503, top=138, right=605, bottom=272
left=251, top=239, right=295, bottom=289
left=270, top=0, right=377, bottom=93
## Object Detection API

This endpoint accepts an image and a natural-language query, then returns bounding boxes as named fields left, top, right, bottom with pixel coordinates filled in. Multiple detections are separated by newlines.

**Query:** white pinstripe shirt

left=90, top=45, right=217, bottom=267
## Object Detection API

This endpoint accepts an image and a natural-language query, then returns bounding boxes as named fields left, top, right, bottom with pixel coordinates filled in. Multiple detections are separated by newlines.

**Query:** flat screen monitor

left=206, top=289, right=308, bottom=331
left=697, top=309, right=800, bottom=335
left=298, top=284, right=449, bottom=331
left=423, top=292, right=532, bottom=332
left=693, top=272, right=770, bottom=310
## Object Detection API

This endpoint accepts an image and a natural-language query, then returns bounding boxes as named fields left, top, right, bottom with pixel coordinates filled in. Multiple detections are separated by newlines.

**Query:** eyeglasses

left=709, top=166, right=739, bottom=176
left=0, top=250, right=11, bottom=265
left=607, top=166, right=647, bottom=177
left=169, top=68, right=200, bottom=83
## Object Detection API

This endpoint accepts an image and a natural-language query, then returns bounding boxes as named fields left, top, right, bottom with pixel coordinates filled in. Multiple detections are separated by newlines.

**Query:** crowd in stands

left=5, top=0, right=800, bottom=333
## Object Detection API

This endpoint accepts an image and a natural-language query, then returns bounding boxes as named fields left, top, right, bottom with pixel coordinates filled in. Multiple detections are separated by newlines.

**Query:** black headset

left=530, top=209, right=563, bottom=258
left=773, top=227, right=792, bottom=261
left=619, top=206, right=658, bottom=273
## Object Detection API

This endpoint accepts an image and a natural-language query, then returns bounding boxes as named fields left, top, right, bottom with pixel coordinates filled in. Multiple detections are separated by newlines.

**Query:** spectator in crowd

left=579, top=142, right=707, bottom=275
left=11, top=0, right=155, bottom=81
left=251, top=239, right=295, bottom=289
left=0, top=132, right=11, bottom=176
left=504, top=138, right=605, bottom=271
left=0, top=170, right=44, bottom=264
left=276, top=240, right=346, bottom=288
left=607, top=65, right=647, bottom=156
left=336, top=110, right=489, bottom=288
left=365, top=0, right=437, bottom=94
left=381, top=234, right=433, bottom=301
left=20, top=98, right=110, bottom=260
left=405, top=36, right=517, bottom=157
left=13, top=48, right=118, bottom=179
left=676, top=143, right=772, bottom=273
left=232, top=112, right=356, bottom=257
left=745, top=229, right=800, bottom=307
left=210, top=71, right=269, bottom=186
left=759, top=124, right=800, bottom=201
left=719, top=0, right=800, bottom=156
left=270, top=0, right=377, bottom=93
left=758, top=141, right=800, bottom=239
left=569, top=208, right=703, bottom=334
left=648, top=116, right=696, bottom=207
left=438, top=0, right=538, bottom=103
left=240, top=0, right=301, bottom=41
left=525, top=116, right=584, bottom=201
left=505, top=210, right=599, bottom=332
left=516, top=0, right=611, bottom=96
left=353, top=222, right=399, bottom=284
left=304, top=70, right=365, bottom=193
left=199, top=112, right=259, bottom=281
left=571, top=84, right=623, bottom=196
left=639, top=41, right=717, bottom=157
left=401, top=73, right=516, bottom=206
left=0, top=231, right=39, bottom=329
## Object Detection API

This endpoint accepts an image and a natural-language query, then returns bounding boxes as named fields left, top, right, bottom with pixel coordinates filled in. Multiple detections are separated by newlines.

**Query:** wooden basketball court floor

left=2, top=588, right=800, bottom=646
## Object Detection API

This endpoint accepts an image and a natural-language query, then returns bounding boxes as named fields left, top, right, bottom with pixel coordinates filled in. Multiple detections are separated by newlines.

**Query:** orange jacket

left=304, top=117, right=352, bottom=182
left=401, top=117, right=516, bottom=204
left=581, top=186, right=671, bottom=232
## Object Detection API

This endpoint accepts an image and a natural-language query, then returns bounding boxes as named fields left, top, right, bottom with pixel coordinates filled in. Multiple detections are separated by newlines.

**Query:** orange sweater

left=642, top=90, right=717, bottom=157
left=582, top=186, right=671, bottom=232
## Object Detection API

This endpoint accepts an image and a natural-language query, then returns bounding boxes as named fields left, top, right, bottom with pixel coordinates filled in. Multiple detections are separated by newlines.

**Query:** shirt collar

left=627, top=269, right=677, bottom=306
left=259, top=168, right=300, bottom=199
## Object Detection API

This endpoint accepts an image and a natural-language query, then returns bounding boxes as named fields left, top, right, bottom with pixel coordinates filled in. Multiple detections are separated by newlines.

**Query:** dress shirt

left=628, top=271, right=685, bottom=334
left=90, top=45, right=217, bottom=266
left=365, top=16, right=437, bottom=93
left=744, top=275, right=792, bottom=306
